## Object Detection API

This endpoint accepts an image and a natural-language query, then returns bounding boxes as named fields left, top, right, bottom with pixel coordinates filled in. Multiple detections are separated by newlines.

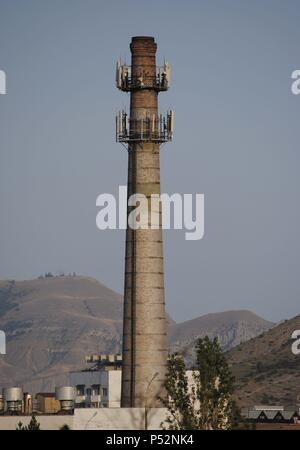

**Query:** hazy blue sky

left=1, top=0, right=300, bottom=322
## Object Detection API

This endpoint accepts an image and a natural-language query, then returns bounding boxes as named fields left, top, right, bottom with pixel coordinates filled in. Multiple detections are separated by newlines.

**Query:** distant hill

left=0, top=276, right=124, bottom=393
left=0, top=276, right=274, bottom=394
left=168, top=310, right=274, bottom=365
left=227, top=315, right=300, bottom=408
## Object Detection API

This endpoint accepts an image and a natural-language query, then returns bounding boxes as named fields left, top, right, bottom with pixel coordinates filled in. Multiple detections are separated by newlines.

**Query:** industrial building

left=242, top=406, right=300, bottom=424
left=36, top=393, right=60, bottom=414
left=0, top=386, right=74, bottom=416
left=69, top=354, right=122, bottom=408
left=0, top=376, right=167, bottom=429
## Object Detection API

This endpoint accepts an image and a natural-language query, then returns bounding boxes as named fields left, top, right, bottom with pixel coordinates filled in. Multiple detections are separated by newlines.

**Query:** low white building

left=70, top=369, right=121, bottom=408
left=69, top=354, right=122, bottom=408
left=0, top=407, right=168, bottom=430
left=70, top=355, right=197, bottom=411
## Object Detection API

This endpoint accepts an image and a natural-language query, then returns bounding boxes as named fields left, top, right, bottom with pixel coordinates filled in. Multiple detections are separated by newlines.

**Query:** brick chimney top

left=130, top=36, right=157, bottom=53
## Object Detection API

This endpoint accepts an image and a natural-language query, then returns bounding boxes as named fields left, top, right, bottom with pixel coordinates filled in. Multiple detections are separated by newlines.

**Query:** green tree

left=27, top=414, right=40, bottom=430
left=16, top=421, right=25, bottom=430
left=161, top=353, right=197, bottom=429
left=16, top=414, right=40, bottom=430
left=195, top=336, right=235, bottom=429
left=164, top=336, right=240, bottom=430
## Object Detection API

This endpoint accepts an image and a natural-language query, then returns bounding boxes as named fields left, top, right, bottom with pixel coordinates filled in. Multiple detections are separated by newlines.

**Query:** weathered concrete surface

left=0, top=408, right=168, bottom=430
left=73, top=407, right=167, bottom=430
left=0, top=414, right=73, bottom=430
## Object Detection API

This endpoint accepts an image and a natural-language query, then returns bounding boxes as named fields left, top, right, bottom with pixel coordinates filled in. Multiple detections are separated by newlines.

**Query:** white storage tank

left=55, top=386, right=76, bottom=412
left=3, top=387, right=23, bottom=414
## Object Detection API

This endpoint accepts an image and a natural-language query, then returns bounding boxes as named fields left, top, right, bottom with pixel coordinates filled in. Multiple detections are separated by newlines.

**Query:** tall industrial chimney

left=116, top=37, right=173, bottom=407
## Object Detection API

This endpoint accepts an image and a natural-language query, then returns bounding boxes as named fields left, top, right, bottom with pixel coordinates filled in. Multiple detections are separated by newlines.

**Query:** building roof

left=245, top=408, right=299, bottom=421
left=36, top=393, right=56, bottom=398
left=254, top=405, right=284, bottom=411
left=248, top=411, right=263, bottom=420
left=281, top=411, right=299, bottom=420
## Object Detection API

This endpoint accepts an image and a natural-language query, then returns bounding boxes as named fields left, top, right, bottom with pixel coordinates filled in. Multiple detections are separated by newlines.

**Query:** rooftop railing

left=116, top=111, right=174, bottom=144
left=116, top=62, right=171, bottom=92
